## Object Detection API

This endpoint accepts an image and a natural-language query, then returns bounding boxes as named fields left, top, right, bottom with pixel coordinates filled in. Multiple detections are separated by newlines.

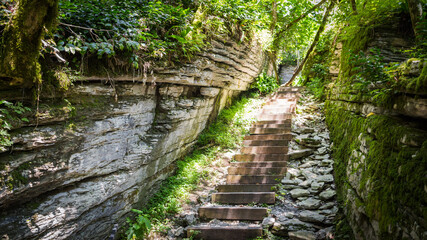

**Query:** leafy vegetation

left=0, top=101, right=30, bottom=152
left=126, top=209, right=152, bottom=240
left=250, top=73, right=279, bottom=95
left=346, top=49, right=401, bottom=105
left=126, top=92, right=264, bottom=239
left=55, top=0, right=202, bottom=69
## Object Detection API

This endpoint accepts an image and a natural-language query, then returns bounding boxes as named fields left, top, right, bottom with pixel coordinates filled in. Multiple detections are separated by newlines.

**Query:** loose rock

left=319, top=190, right=336, bottom=200
left=298, top=198, right=321, bottom=210
left=316, top=174, right=334, bottom=183
left=289, top=149, right=314, bottom=160
left=288, top=230, right=316, bottom=240
left=298, top=210, right=326, bottom=223
left=290, top=189, right=310, bottom=198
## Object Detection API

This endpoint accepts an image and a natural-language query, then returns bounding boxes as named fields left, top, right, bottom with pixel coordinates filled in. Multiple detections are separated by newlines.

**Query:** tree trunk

left=406, top=0, right=423, bottom=36
left=270, top=0, right=280, bottom=84
left=0, top=0, right=59, bottom=89
left=351, top=0, right=358, bottom=15
left=269, top=52, right=280, bottom=85
left=286, top=0, right=335, bottom=86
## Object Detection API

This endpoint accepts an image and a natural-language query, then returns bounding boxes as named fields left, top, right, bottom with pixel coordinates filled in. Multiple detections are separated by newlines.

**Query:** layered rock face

left=0, top=37, right=268, bottom=239
left=324, top=17, right=427, bottom=240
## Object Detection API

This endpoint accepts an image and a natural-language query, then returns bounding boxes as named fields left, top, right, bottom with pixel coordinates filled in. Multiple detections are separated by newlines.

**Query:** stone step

left=217, top=184, right=276, bottom=192
left=257, top=113, right=292, bottom=120
left=228, top=167, right=286, bottom=175
left=242, top=139, right=290, bottom=146
left=198, top=206, right=268, bottom=220
left=234, top=153, right=289, bottom=162
left=226, top=175, right=283, bottom=184
left=249, top=128, right=291, bottom=134
left=212, top=192, right=275, bottom=204
left=230, top=161, right=286, bottom=168
left=187, top=225, right=263, bottom=240
left=244, top=134, right=292, bottom=140
left=241, top=146, right=288, bottom=154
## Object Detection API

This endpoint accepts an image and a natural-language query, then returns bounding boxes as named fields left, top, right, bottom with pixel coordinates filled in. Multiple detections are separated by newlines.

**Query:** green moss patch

left=326, top=102, right=427, bottom=238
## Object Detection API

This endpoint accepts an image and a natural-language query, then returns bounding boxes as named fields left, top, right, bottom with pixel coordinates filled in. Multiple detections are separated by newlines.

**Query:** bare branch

left=59, top=22, right=113, bottom=32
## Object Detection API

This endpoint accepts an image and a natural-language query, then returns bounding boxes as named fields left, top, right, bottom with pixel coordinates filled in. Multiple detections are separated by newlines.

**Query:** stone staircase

left=187, top=87, right=301, bottom=239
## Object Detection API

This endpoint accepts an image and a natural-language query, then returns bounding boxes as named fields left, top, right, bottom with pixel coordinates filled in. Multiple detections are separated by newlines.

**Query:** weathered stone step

left=187, top=225, right=263, bottom=240
left=230, top=161, right=286, bottom=168
left=234, top=153, right=289, bottom=162
left=217, top=184, right=276, bottom=192
left=226, top=175, right=283, bottom=184
left=241, top=146, right=288, bottom=154
left=243, top=139, right=289, bottom=146
left=244, top=134, right=292, bottom=140
left=228, top=167, right=286, bottom=175
left=249, top=127, right=291, bottom=134
left=257, top=113, right=292, bottom=120
left=198, top=206, right=268, bottom=220
left=212, top=192, right=275, bottom=204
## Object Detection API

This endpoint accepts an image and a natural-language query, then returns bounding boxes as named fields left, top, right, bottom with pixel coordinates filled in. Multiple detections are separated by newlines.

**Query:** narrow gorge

left=0, top=0, right=426, bottom=240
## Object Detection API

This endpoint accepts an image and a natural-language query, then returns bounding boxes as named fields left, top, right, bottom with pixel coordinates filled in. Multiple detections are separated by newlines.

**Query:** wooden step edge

left=187, top=225, right=263, bottom=240
left=198, top=206, right=268, bottom=221
left=216, top=184, right=277, bottom=192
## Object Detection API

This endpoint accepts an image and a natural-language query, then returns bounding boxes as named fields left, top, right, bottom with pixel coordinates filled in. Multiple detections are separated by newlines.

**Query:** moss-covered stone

left=325, top=102, right=427, bottom=239
left=0, top=0, right=59, bottom=89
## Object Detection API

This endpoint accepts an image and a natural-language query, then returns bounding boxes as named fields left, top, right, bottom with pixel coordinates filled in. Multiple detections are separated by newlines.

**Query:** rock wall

left=0, top=36, right=269, bottom=239
left=323, top=16, right=427, bottom=240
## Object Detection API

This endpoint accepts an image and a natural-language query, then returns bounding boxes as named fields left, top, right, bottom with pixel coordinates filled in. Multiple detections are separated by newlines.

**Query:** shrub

left=250, top=73, right=279, bottom=95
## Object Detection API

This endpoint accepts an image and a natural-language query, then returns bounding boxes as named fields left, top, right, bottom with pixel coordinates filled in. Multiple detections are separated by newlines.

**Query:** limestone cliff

left=319, top=16, right=427, bottom=240
left=0, top=36, right=269, bottom=239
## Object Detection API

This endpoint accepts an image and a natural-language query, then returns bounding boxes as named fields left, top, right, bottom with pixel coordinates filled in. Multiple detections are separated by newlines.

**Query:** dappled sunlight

left=1, top=0, right=426, bottom=239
